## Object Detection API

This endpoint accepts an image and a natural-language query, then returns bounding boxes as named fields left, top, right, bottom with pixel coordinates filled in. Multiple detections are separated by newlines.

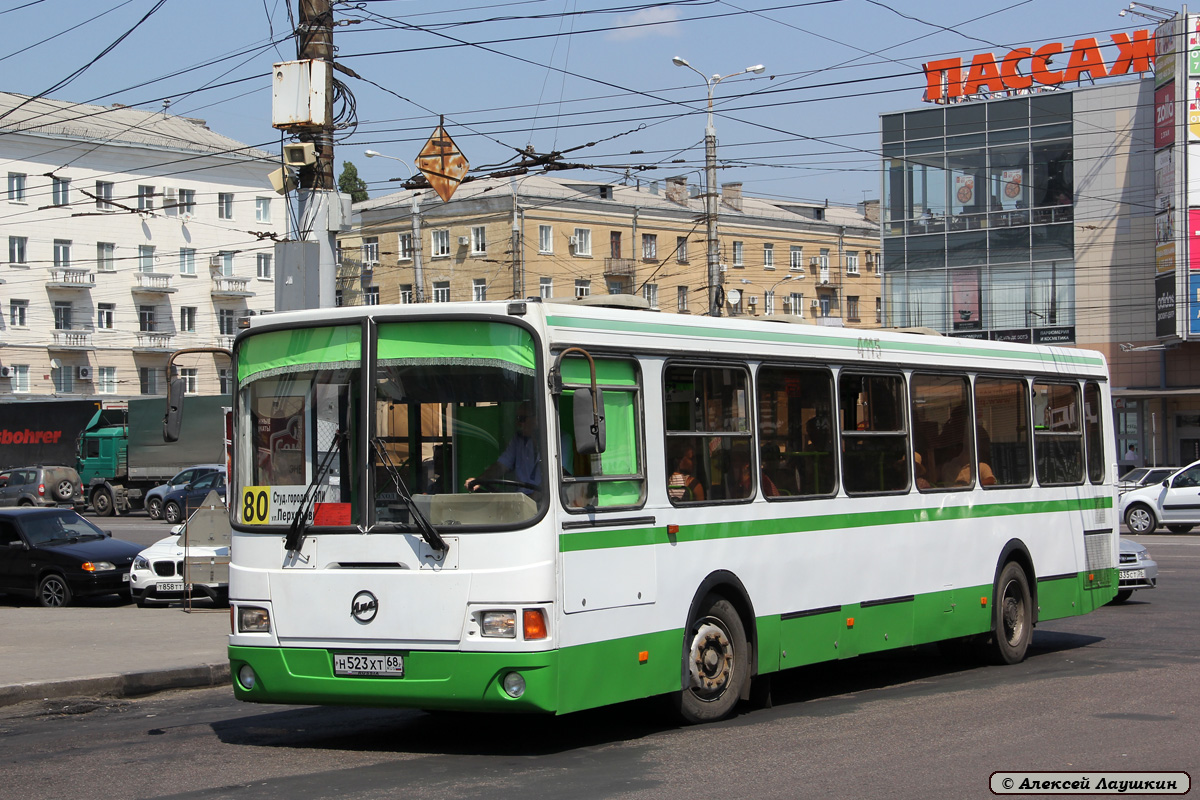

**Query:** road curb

left=0, top=662, right=230, bottom=707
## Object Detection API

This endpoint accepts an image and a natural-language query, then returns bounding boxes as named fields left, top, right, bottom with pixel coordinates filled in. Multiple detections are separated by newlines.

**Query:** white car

left=129, top=524, right=229, bottom=607
left=1119, top=460, right=1200, bottom=534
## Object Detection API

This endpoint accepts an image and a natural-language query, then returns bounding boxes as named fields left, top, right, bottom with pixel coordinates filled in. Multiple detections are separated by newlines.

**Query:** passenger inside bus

left=667, top=445, right=705, bottom=502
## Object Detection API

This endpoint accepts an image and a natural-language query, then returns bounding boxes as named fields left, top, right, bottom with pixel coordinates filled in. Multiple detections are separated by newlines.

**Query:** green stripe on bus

left=545, top=315, right=1106, bottom=368
left=238, top=326, right=362, bottom=382
left=559, top=496, right=1113, bottom=552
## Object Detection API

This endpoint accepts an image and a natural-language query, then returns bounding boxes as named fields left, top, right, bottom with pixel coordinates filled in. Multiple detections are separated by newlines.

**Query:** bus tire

left=983, top=561, right=1033, bottom=665
left=672, top=595, right=748, bottom=724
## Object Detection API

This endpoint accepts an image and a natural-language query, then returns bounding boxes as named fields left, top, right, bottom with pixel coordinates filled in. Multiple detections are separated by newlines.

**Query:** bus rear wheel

left=672, top=595, right=748, bottom=724
left=984, top=561, right=1033, bottom=665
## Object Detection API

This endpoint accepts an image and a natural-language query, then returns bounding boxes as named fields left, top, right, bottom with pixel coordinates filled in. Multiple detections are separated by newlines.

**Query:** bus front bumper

left=229, top=645, right=559, bottom=713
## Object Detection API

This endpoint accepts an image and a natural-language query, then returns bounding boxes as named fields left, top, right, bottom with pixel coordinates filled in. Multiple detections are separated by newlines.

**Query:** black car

left=0, top=508, right=141, bottom=607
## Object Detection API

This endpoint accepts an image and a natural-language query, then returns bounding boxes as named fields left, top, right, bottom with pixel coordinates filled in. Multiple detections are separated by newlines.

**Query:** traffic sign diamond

left=416, top=124, right=469, bottom=202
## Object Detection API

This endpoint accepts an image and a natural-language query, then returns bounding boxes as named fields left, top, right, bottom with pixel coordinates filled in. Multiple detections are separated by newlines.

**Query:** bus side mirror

left=573, top=388, right=606, bottom=455
left=164, top=377, right=186, bottom=442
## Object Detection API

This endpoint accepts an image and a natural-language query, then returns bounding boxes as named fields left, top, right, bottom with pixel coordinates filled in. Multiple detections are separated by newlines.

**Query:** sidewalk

left=0, top=601, right=231, bottom=706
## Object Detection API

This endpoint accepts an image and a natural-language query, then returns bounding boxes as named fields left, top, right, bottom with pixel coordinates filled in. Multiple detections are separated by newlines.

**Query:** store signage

left=1157, top=82, right=1177, bottom=149
left=1156, top=273, right=1178, bottom=339
left=1190, top=274, right=1200, bottom=335
left=1157, top=211, right=1178, bottom=273
left=1033, top=327, right=1075, bottom=344
left=1156, top=148, right=1175, bottom=211
left=1191, top=209, right=1200, bottom=270
left=990, top=329, right=1033, bottom=344
left=923, top=31, right=1154, bottom=102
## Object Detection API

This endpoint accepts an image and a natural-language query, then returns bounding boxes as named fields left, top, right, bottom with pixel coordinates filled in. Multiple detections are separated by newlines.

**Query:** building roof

left=356, top=173, right=873, bottom=232
left=0, top=92, right=272, bottom=161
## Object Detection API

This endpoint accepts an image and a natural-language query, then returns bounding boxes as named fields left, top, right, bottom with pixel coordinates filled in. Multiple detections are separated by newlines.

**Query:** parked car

left=0, top=466, right=85, bottom=509
left=144, top=464, right=223, bottom=520
left=161, top=470, right=226, bottom=524
left=1119, top=460, right=1200, bottom=533
left=1116, top=466, right=1177, bottom=495
left=130, top=524, right=229, bottom=607
left=1113, top=537, right=1158, bottom=604
left=0, top=508, right=140, bottom=606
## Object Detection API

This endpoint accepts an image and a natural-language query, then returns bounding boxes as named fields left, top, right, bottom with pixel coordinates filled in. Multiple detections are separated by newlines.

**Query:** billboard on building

left=1157, top=148, right=1175, bottom=211
left=1157, top=210, right=1177, bottom=273
left=1157, top=273, right=1178, bottom=338
left=1158, top=81, right=1178, bottom=148
left=1158, top=17, right=1179, bottom=88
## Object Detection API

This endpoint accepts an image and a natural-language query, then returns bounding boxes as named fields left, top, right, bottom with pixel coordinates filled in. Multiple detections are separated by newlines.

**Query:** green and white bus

left=223, top=299, right=1118, bottom=722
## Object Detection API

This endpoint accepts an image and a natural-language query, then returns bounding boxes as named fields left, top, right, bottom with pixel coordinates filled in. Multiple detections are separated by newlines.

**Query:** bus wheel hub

left=689, top=621, right=733, bottom=692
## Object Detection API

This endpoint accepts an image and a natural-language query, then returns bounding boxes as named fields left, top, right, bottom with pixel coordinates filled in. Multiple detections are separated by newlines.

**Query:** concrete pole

left=411, top=192, right=425, bottom=303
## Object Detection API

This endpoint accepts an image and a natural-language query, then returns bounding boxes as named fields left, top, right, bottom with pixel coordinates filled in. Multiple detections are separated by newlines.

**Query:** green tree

left=338, top=161, right=369, bottom=203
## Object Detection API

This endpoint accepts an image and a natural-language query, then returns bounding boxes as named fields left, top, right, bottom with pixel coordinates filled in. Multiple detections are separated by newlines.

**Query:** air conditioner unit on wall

left=811, top=299, right=820, bottom=308
left=569, top=235, right=579, bottom=247
left=458, top=236, right=470, bottom=246
left=77, top=365, right=93, bottom=381
left=0, top=366, right=13, bottom=379
left=209, top=255, right=222, bottom=267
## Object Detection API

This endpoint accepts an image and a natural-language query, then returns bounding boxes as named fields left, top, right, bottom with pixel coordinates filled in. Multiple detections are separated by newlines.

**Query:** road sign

left=416, top=123, right=469, bottom=202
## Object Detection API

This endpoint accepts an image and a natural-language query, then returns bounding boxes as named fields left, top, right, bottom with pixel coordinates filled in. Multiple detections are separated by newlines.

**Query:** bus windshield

left=373, top=320, right=544, bottom=529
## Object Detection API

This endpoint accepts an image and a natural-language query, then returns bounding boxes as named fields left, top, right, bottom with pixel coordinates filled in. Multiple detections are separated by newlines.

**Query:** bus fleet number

left=857, top=336, right=883, bottom=359
left=242, top=487, right=270, bottom=524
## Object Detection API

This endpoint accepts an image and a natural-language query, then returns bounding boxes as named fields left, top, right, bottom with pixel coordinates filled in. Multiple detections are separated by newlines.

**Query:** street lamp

left=364, top=149, right=425, bottom=303
left=734, top=274, right=793, bottom=316
left=672, top=56, right=765, bottom=317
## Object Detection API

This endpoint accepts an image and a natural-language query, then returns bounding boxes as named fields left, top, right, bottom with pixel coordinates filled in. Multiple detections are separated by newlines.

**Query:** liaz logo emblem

left=351, top=591, right=378, bottom=623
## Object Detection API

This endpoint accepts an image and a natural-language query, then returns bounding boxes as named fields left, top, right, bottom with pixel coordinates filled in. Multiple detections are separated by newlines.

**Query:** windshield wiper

left=372, top=437, right=448, bottom=555
left=285, top=429, right=346, bottom=554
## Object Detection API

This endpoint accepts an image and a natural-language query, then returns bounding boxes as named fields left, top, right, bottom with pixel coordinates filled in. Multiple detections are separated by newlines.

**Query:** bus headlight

left=238, top=606, right=271, bottom=633
left=238, top=665, right=257, bottom=690
left=501, top=672, right=526, bottom=698
left=481, top=610, right=517, bottom=637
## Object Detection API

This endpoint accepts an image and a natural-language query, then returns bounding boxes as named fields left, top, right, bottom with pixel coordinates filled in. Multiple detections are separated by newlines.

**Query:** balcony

left=134, top=331, right=176, bottom=351
left=217, top=334, right=236, bottom=351
left=132, top=272, right=177, bottom=294
left=211, top=276, right=254, bottom=298
left=50, top=328, right=94, bottom=350
left=604, top=258, right=636, bottom=277
left=47, top=268, right=95, bottom=290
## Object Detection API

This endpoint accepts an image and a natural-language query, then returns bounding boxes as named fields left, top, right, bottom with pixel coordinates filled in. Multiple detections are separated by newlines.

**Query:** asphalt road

left=1, top=532, right=1195, bottom=800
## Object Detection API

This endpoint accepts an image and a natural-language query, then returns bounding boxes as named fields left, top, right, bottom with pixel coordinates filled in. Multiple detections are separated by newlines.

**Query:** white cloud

left=606, top=7, right=681, bottom=41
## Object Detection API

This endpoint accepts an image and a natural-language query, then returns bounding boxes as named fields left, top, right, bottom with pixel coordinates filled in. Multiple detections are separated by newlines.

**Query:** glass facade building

left=881, top=93, right=1078, bottom=343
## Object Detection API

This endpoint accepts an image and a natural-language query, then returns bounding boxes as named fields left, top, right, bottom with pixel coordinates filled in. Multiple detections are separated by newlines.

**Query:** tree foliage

left=338, top=161, right=369, bottom=203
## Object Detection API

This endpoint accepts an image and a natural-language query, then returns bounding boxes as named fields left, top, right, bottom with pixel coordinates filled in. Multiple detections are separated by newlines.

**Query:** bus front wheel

left=984, top=562, right=1033, bottom=665
left=672, top=595, right=748, bottom=724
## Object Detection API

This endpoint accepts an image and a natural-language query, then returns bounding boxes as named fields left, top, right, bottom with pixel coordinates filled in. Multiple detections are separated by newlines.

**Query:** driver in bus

left=465, top=401, right=542, bottom=496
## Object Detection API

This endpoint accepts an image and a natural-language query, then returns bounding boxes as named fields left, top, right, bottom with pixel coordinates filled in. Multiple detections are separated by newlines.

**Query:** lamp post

left=365, top=150, right=425, bottom=303
left=672, top=56, right=765, bottom=317
left=735, top=274, right=794, bottom=316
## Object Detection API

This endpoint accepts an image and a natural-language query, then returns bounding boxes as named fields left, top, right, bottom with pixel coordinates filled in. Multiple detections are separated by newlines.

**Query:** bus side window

left=756, top=366, right=836, bottom=498
left=911, top=374, right=973, bottom=491
left=1033, top=382, right=1084, bottom=485
left=975, top=377, right=1031, bottom=487
left=839, top=373, right=909, bottom=494
left=664, top=365, right=753, bottom=504
left=1084, top=382, right=1104, bottom=484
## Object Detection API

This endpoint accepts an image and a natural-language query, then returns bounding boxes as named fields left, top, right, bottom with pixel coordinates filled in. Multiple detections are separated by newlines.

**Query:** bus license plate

left=333, top=653, right=404, bottom=677
left=1119, top=569, right=1146, bottom=581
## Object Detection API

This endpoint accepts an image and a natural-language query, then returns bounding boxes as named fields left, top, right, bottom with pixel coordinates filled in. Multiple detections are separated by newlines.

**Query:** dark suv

left=0, top=466, right=86, bottom=509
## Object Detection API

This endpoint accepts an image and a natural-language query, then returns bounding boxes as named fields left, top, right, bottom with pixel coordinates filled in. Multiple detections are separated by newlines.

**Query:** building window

left=97, top=367, right=117, bottom=395
left=138, top=305, right=157, bottom=332
left=10, top=299, right=28, bottom=327
left=137, top=185, right=155, bottom=211
left=180, top=368, right=198, bottom=395
left=642, top=233, right=658, bottom=261
left=399, top=233, right=413, bottom=260
left=473, top=278, right=487, bottom=301
left=137, top=245, right=155, bottom=273
left=471, top=226, right=486, bottom=255
left=607, top=280, right=627, bottom=295
left=876, top=297, right=882, bottom=323
left=400, top=284, right=413, bottom=304
left=819, top=249, right=831, bottom=283
left=540, top=277, right=553, bottom=299
left=11, top=365, right=30, bottom=393
left=643, top=283, right=658, bottom=308
left=139, top=367, right=159, bottom=395
left=763, top=243, right=775, bottom=269
left=676, top=236, right=689, bottom=264
left=256, top=253, right=272, bottom=279
left=97, top=242, right=115, bottom=272
left=178, top=189, right=196, bottom=214
left=97, top=303, right=115, bottom=330
left=790, top=246, right=804, bottom=272
left=335, top=289, right=344, bottom=307
left=677, top=285, right=689, bottom=312
left=255, top=197, right=271, bottom=223
left=364, top=286, right=380, bottom=306
left=732, top=241, right=744, bottom=267
left=219, top=369, right=232, bottom=394
left=765, top=290, right=776, bottom=316
left=572, top=228, right=592, bottom=256
left=847, top=296, right=860, bottom=321
left=218, top=193, right=233, bottom=219
left=180, top=306, right=196, bottom=333
left=432, top=230, right=450, bottom=258
left=846, top=252, right=859, bottom=275
left=52, top=366, right=74, bottom=394
left=179, top=248, right=196, bottom=275
left=433, top=281, right=450, bottom=302
left=7, top=172, right=26, bottom=202
left=362, top=237, right=379, bottom=264
left=575, top=279, right=591, bottom=298
left=52, top=177, right=70, bottom=206
left=95, top=181, right=114, bottom=210
left=218, top=251, right=234, bottom=276
left=789, top=292, right=803, bottom=316
left=53, top=239, right=71, bottom=268
left=53, top=301, right=73, bottom=331
left=8, top=236, right=27, bottom=265
left=539, top=225, right=553, bottom=253
left=218, top=308, right=237, bottom=335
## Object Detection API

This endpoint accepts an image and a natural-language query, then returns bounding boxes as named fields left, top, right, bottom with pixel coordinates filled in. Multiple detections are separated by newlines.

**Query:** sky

left=0, top=0, right=1167, bottom=209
